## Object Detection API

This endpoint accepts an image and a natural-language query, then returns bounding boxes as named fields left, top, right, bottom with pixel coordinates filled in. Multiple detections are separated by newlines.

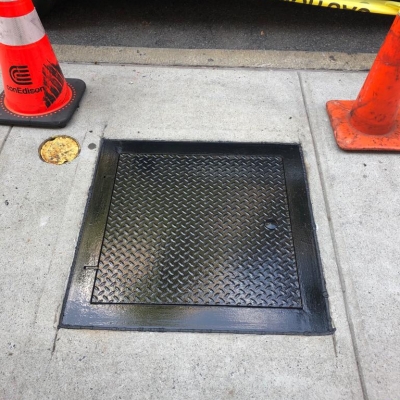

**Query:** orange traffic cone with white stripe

left=0, top=0, right=85, bottom=128
left=326, top=14, right=400, bottom=151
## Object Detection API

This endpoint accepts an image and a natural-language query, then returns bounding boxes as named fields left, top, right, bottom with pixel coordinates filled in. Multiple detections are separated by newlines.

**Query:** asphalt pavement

left=42, top=0, right=393, bottom=53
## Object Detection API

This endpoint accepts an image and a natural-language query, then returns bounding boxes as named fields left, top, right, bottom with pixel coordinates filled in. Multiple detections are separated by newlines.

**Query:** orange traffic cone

left=326, top=14, right=400, bottom=151
left=0, top=0, right=85, bottom=128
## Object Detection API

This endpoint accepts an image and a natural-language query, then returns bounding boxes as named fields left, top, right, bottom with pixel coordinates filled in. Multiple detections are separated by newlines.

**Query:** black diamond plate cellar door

left=61, top=141, right=332, bottom=334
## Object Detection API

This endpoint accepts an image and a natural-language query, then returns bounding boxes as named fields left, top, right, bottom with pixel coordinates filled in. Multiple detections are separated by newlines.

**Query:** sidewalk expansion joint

left=297, top=71, right=369, bottom=400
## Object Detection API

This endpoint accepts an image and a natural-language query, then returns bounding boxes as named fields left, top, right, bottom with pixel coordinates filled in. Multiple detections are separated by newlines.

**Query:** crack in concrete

left=0, top=126, right=12, bottom=155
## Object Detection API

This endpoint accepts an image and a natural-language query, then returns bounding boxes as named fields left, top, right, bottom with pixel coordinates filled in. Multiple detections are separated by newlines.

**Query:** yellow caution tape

left=281, top=0, right=400, bottom=14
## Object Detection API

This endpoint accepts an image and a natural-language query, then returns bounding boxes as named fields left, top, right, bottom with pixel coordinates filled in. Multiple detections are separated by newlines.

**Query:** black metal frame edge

left=60, top=139, right=333, bottom=335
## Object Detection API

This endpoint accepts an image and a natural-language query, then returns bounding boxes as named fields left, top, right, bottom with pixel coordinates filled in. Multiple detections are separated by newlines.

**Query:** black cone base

left=0, top=79, right=86, bottom=129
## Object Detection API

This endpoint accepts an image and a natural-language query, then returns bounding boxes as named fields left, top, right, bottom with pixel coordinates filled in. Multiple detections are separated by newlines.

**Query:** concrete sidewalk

left=0, top=61, right=399, bottom=400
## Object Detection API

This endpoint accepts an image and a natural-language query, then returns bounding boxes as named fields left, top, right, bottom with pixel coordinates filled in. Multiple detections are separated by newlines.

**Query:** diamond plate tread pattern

left=92, top=153, right=302, bottom=308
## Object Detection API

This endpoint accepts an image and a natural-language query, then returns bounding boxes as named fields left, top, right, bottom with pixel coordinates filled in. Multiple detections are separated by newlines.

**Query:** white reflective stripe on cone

left=0, top=8, right=45, bottom=46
